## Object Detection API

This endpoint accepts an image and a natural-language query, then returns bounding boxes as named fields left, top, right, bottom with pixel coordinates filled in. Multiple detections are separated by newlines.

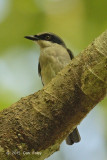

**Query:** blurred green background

left=0, top=0, right=107, bottom=160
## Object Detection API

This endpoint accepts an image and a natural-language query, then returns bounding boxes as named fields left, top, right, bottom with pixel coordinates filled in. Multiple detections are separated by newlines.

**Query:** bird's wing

left=67, top=48, right=74, bottom=60
left=38, top=62, right=44, bottom=85
left=38, top=62, right=41, bottom=77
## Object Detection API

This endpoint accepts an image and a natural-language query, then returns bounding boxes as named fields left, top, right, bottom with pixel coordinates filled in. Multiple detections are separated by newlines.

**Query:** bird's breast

left=39, top=45, right=71, bottom=85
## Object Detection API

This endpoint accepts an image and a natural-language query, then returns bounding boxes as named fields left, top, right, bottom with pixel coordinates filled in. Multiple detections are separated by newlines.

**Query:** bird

left=25, top=32, right=81, bottom=145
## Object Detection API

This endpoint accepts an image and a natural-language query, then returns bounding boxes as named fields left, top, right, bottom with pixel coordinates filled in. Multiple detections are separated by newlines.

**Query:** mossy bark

left=0, top=30, right=107, bottom=160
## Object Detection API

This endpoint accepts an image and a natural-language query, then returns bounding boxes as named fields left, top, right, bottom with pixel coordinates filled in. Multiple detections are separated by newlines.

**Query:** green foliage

left=0, top=0, right=46, bottom=52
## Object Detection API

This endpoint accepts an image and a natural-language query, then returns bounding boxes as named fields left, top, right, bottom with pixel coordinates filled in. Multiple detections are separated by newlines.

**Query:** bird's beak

left=24, top=35, right=39, bottom=41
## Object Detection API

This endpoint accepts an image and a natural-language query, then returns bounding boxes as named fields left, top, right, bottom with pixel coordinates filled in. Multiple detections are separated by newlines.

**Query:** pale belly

left=41, top=59, right=64, bottom=85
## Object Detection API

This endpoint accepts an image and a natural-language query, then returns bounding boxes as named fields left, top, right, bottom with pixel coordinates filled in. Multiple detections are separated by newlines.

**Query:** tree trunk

left=0, top=30, right=107, bottom=160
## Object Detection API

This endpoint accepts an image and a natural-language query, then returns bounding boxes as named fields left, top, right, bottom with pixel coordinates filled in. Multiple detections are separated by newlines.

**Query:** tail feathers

left=66, top=127, right=81, bottom=145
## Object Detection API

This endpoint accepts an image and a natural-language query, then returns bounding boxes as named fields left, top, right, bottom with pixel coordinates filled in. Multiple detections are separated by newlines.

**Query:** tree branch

left=0, top=30, right=107, bottom=160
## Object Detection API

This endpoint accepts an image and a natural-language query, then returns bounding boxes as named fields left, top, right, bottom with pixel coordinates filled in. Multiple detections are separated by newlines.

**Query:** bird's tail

left=66, top=127, right=81, bottom=145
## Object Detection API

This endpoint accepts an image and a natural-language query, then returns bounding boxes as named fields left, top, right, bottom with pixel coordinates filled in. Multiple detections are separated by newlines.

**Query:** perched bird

left=25, top=32, right=81, bottom=145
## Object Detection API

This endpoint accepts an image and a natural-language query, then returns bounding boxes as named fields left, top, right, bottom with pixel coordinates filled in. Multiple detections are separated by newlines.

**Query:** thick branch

left=0, top=30, right=107, bottom=160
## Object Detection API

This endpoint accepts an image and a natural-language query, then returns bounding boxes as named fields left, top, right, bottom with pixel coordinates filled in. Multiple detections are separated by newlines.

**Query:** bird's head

left=25, top=32, right=66, bottom=48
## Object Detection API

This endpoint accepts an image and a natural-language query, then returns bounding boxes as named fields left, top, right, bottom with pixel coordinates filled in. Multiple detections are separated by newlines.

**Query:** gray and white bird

left=25, top=32, right=81, bottom=145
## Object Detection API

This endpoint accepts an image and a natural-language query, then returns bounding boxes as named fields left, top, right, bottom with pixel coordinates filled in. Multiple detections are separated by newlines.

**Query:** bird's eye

left=45, top=35, right=51, bottom=40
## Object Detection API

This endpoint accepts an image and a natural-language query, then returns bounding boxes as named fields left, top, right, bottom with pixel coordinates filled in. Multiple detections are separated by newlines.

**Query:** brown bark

left=0, top=30, right=107, bottom=160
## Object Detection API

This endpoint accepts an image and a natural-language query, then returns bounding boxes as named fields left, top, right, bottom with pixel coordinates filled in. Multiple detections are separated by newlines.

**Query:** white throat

left=36, top=40, right=53, bottom=48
